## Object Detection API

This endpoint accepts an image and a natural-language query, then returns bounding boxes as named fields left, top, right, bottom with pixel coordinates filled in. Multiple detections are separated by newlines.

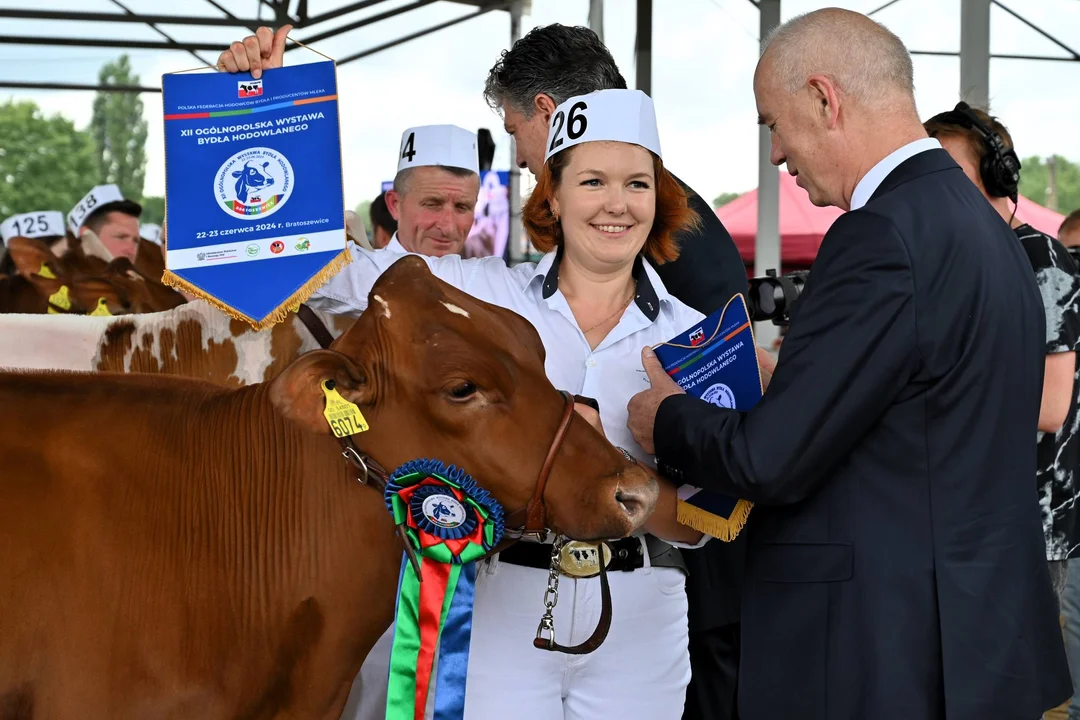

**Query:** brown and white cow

left=0, top=256, right=658, bottom=720
left=0, top=299, right=353, bottom=385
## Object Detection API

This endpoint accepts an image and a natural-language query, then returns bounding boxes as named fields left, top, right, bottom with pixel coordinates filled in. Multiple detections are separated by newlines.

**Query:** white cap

left=396, top=124, right=478, bottom=175
left=1, top=210, right=65, bottom=243
left=67, top=183, right=127, bottom=234
left=544, top=89, right=662, bottom=163
left=140, top=223, right=162, bottom=245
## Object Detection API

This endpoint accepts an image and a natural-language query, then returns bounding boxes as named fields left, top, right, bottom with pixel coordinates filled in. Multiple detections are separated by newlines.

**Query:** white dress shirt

left=380, top=232, right=407, bottom=254
left=849, top=137, right=942, bottom=211
left=309, top=244, right=707, bottom=472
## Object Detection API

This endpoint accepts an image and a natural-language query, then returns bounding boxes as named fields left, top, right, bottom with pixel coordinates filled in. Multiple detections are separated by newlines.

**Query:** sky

left=2, top=0, right=1079, bottom=210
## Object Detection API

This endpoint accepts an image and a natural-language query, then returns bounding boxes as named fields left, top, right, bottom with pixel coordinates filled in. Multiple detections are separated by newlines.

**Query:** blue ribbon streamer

left=432, top=561, right=477, bottom=719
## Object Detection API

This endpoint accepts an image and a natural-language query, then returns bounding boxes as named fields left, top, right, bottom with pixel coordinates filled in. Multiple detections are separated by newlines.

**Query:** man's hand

left=216, top=25, right=292, bottom=78
left=757, top=345, right=777, bottom=391
left=626, top=346, right=684, bottom=454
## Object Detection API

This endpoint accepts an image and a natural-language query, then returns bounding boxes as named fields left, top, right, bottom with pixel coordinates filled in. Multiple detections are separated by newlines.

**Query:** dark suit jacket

left=654, top=149, right=1072, bottom=720
left=653, top=177, right=749, bottom=630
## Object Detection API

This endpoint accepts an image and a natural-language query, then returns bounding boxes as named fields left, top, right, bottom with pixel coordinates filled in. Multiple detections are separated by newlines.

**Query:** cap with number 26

left=544, top=89, right=662, bottom=164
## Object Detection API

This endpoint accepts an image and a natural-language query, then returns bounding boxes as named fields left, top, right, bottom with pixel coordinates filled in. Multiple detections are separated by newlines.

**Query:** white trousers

left=341, top=554, right=690, bottom=720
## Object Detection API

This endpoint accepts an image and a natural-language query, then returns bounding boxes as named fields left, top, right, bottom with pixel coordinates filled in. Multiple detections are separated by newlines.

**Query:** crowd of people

left=3, top=5, right=1080, bottom=719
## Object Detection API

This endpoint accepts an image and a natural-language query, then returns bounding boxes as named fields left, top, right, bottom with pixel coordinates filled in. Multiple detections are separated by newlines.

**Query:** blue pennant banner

left=161, top=59, right=348, bottom=328
left=652, top=294, right=762, bottom=540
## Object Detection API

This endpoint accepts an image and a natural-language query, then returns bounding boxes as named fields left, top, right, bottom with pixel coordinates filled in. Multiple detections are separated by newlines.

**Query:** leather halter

left=502, top=389, right=575, bottom=539
left=295, top=303, right=610, bottom=655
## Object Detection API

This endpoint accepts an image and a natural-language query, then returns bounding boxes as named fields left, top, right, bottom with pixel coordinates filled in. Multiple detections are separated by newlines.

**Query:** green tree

left=0, top=99, right=96, bottom=219
left=713, top=191, right=741, bottom=209
left=140, top=195, right=165, bottom=226
left=1018, top=155, right=1080, bottom=216
left=90, top=54, right=148, bottom=201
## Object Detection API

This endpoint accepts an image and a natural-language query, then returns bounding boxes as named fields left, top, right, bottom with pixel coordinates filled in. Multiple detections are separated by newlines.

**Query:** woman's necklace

left=581, top=283, right=637, bottom=334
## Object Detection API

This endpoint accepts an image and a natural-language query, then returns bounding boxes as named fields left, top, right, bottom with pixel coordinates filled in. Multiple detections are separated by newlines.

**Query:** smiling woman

left=522, top=140, right=699, bottom=267
left=308, top=88, right=716, bottom=720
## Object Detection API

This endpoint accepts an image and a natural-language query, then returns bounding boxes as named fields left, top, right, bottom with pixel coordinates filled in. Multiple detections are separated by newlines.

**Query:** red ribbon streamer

left=414, top=557, right=452, bottom=719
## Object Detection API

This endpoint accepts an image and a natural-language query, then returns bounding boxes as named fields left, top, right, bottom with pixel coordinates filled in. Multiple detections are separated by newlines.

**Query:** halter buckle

left=341, top=445, right=370, bottom=485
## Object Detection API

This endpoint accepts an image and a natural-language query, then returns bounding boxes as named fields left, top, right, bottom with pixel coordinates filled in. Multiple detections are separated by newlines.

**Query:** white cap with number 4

left=1, top=210, right=66, bottom=243
left=395, top=125, right=479, bottom=175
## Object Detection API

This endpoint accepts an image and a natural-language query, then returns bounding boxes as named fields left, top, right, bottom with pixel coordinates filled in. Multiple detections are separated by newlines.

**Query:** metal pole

left=635, top=0, right=652, bottom=96
left=589, top=0, right=604, bottom=43
left=508, top=0, right=524, bottom=266
left=960, top=0, right=991, bottom=108
left=336, top=6, right=502, bottom=65
left=755, top=0, right=781, bottom=348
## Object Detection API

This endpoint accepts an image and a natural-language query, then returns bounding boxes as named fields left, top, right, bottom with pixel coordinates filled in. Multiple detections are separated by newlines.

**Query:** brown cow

left=1, top=235, right=186, bottom=315
left=0, top=238, right=101, bottom=315
left=0, top=256, right=658, bottom=719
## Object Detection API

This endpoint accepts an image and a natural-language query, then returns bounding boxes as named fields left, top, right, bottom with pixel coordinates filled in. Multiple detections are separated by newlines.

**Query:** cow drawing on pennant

left=215, top=147, right=295, bottom=221
left=233, top=161, right=275, bottom=203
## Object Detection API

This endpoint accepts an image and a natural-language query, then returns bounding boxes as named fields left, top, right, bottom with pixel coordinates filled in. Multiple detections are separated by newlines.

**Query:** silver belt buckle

left=558, top=541, right=612, bottom=578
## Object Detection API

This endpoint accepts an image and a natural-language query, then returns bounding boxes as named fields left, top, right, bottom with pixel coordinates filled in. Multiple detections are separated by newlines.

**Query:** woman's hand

left=216, top=25, right=292, bottom=78
left=642, top=475, right=705, bottom=546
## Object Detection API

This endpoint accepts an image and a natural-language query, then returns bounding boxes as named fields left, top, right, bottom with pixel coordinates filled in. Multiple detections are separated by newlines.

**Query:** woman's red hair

left=521, top=144, right=701, bottom=265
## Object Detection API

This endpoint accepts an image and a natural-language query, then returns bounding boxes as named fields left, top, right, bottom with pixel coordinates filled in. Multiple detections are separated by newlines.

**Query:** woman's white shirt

left=308, top=244, right=709, bottom=546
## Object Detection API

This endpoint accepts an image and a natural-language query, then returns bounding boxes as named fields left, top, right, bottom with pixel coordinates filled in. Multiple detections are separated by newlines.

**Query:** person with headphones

left=925, top=105, right=1080, bottom=678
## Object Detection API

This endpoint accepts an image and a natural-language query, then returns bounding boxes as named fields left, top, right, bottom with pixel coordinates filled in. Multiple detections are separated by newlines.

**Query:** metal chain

left=535, top=535, right=566, bottom=648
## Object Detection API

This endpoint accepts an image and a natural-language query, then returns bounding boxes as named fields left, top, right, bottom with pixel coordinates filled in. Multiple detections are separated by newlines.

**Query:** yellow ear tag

left=46, top=285, right=71, bottom=314
left=38, top=263, right=57, bottom=279
left=321, top=379, right=369, bottom=438
left=89, top=297, right=112, bottom=317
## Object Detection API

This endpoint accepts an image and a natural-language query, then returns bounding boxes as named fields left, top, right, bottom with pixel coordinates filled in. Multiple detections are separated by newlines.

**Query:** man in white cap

left=381, top=124, right=480, bottom=258
left=67, top=183, right=143, bottom=262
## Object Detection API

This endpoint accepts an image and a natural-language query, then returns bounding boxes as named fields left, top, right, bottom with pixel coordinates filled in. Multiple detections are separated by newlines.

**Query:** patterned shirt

left=1016, top=224, right=1080, bottom=560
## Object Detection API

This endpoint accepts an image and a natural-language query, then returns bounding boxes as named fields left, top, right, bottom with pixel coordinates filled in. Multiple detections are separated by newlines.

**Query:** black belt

left=495, top=535, right=686, bottom=578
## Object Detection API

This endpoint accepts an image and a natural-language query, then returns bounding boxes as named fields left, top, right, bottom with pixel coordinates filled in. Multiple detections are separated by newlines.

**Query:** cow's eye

left=448, top=380, right=477, bottom=400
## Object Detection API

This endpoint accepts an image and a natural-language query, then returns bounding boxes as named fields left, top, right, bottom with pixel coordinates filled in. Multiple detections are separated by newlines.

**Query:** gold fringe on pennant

left=676, top=497, right=753, bottom=542
left=161, top=248, right=352, bottom=331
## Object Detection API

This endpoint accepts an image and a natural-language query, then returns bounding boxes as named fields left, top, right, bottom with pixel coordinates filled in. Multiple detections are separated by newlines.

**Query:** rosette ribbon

left=383, top=459, right=504, bottom=720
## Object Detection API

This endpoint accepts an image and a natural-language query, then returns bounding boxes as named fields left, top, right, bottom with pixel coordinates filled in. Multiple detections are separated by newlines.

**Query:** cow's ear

left=7, top=236, right=68, bottom=295
left=269, top=349, right=374, bottom=435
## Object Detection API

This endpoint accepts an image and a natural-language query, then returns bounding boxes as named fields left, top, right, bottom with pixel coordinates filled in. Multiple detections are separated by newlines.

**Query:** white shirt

left=310, top=246, right=706, bottom=470
left=849, top=137, right=942, bottom=211
left=381, top=232, right=407, bottom=254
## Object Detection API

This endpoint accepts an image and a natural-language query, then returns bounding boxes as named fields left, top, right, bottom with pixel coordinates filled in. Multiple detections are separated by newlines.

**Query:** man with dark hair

left=67, top=184, right=142, bottom=262
left=368, top=191, right=397, bottom=250
left=925, top=104, right=1080, bottom=600
left=485, top=23, right=748, bottom=720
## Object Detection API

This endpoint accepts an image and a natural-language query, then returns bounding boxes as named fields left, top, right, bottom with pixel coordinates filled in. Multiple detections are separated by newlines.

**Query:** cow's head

left=98, top=258, right=186, bottom=314
left=270, top=256, right=658, bottom=541
left=5, top=236, right=86, bottom=313
left=232, top=160, right=274, bottom=203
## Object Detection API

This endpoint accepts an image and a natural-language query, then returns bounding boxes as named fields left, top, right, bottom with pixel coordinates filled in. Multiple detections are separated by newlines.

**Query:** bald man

left=628, top=8, right=1071, bottom=719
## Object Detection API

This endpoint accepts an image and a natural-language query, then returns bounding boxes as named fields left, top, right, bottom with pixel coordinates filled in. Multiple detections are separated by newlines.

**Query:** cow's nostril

left=615, top=488, right=646, bottom=519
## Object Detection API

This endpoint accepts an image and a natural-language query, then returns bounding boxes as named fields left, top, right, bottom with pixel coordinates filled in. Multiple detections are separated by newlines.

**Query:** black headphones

left=929, top=101, right=1021, bottom=202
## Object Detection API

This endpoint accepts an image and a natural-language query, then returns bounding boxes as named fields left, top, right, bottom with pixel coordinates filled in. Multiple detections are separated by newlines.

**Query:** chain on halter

left=535, top=535, right=567, bottom=648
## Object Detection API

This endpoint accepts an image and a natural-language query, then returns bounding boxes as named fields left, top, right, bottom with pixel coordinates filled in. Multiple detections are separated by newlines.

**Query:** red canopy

left=718, top=170, right=1068, bottom=266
